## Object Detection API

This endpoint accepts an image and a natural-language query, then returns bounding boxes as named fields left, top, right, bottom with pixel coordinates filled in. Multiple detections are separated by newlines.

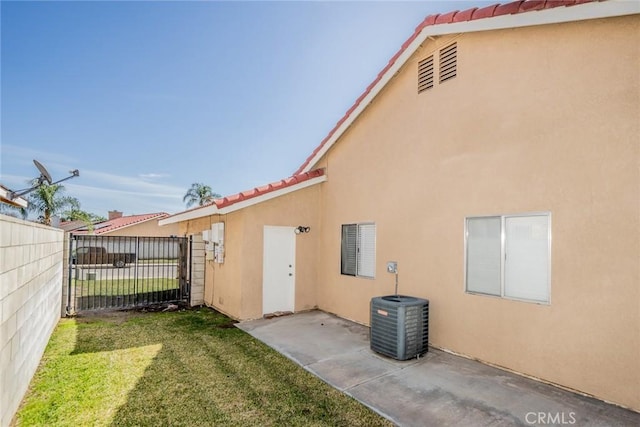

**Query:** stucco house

left=67, top=211, right=181, bottom=261
left=160, top=0, right=639, bottom=412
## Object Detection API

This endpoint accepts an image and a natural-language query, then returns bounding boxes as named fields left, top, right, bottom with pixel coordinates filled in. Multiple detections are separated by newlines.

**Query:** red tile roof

left=72, top=212, right=169, bottom=235
left=161, top=168, right=325, bottom=222
left=217, top=168, right=325, bottom=209
left=294, top=0, right=599, bottom=175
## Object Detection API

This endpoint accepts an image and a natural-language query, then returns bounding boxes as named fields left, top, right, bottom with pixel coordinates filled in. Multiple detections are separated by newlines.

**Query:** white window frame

left=464, top=212, right=551, bottom=304
left=341, top=223, right=376, bottom=279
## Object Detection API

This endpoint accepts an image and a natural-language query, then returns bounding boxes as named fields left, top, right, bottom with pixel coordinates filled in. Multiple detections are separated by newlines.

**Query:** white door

left=263, top=226, right=295, bottom=315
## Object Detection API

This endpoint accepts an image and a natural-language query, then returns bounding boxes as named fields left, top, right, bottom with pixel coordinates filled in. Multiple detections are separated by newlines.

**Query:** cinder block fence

left=0, top=214, right=64, bottom=427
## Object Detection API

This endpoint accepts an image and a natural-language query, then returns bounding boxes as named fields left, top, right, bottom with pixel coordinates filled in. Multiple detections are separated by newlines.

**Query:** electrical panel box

left=201, top=229, right=214, bottom=260
left=210, top=222, right=225, bottom=263
left=211, top=222, right=224, bottom=243
left=386, top=261, right=398, bottom=274
left=202, top=224, right=225, bottom=262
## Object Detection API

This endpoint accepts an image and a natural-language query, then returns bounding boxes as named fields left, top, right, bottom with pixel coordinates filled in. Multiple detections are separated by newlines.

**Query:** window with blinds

left=341, top=223, right=376, bottom=278
left=465, top=213, right=551, bottom=304
left=341, top=224, right=357, bottom=276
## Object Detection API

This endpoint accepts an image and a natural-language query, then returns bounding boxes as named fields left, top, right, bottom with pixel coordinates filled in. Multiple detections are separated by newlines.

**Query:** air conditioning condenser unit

left=370, top=295, right=429, bottom=361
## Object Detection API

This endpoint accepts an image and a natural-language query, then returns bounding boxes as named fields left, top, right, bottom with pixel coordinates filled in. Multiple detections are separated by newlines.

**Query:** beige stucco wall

left=179, top=213, right=247, bottom=320
left=314, top=16, right=639, bottom=410
left=238, top=187, right=322, bottom=319
left=178, top=184, right=322, bottom=320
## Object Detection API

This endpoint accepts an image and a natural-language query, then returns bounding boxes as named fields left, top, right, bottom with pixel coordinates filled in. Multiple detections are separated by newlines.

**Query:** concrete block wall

left=190, top=235, right=205, bottom=306
left=0, top=214, right=64, bottom=427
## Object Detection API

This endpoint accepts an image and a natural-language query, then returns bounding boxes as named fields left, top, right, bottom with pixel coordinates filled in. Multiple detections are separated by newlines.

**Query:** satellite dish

left=33, top=159, right=53, bottom=184
left=5, top=159, right=79, bottom=200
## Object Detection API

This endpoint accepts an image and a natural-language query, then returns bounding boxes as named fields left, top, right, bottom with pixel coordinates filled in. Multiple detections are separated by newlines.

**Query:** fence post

left=61, top=233, right=71, bottom=316
left=134, top=236, right=139, bottom=306
left=190, top=234, right=205, bottom=306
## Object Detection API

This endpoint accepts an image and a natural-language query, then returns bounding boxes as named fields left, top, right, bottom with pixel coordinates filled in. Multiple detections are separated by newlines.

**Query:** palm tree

left=183, top=183, right=221, bottom=208
left=27, top=182, right=79, bottom=225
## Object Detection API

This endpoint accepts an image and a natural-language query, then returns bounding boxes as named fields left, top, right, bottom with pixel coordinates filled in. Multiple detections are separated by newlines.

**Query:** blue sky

left=1, top=0, right=489, bottom=217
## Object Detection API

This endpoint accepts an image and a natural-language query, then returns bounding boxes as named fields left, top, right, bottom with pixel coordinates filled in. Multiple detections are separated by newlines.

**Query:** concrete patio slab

left=237, top=310, right=640, bottom=427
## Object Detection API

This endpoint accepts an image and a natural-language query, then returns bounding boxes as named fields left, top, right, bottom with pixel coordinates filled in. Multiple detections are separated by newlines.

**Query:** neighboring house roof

left=58, top=220, right=87, bottom=232
left=294, top=0, right=639, bottom=174
left=159, top=169, right=326, bottom=225
left=72, top=212, right=169, bottom=235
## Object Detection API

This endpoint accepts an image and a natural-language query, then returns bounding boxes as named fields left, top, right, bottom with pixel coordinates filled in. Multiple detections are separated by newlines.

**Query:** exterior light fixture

left=294, top=226, right=311, bottom=234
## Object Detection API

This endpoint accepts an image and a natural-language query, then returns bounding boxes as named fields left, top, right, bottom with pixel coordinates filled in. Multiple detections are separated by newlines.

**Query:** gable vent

left=439, top=42, right=457, bottom=83
left=418, top=55, right=434, bottom=93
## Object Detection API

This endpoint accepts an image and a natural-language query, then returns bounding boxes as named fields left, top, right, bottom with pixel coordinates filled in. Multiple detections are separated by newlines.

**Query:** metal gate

left=66, top=234, right=191, bottom=313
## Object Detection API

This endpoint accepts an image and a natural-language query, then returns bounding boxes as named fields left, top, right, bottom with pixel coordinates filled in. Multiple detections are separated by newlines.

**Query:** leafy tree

left=60, top=208, right=106, bottom=224
left=183, top=183, right=221, bottom=208
left=3, top=181, right=103, bottom=228
left=59, top=208, right=106, bottom=233
left=26, top=182, right=79, bottom=226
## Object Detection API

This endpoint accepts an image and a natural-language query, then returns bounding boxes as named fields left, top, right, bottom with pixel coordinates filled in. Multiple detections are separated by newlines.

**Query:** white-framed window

left=465, top=213, right=551, bottom=304
left=341, top=223, right=376, bottom=278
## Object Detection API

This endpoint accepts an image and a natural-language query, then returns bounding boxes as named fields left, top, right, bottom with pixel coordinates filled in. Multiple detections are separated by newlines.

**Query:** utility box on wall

left=202, top=222, right=225, bottom=263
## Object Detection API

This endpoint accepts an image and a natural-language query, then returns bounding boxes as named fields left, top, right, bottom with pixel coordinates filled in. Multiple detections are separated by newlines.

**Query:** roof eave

left=218, top=174, right=327, bottom=215
left=0, top=186, right=28, bottom=208
left=159, top=203, right=220, bottom=226
left=299, top=0, right=639, bottom=174
left=159, top=174, right=327, bottom=226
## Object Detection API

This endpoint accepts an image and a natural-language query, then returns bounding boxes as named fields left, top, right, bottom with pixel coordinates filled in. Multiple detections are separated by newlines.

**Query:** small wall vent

left=439, top=42, right=457, bottom=83
left=418, top=55, right=434, bottom=93
left=370, top=295, right=429, bottom=360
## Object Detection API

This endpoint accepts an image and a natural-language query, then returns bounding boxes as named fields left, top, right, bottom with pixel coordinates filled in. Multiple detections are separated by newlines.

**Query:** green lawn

left=73, top=278, right=178, bottom=297
left=14, top=309, right=392, bottom=427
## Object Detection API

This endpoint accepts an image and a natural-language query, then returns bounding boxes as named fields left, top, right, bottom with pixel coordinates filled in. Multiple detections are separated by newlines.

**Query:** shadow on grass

left=70, top=308, right=389, bottom=427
